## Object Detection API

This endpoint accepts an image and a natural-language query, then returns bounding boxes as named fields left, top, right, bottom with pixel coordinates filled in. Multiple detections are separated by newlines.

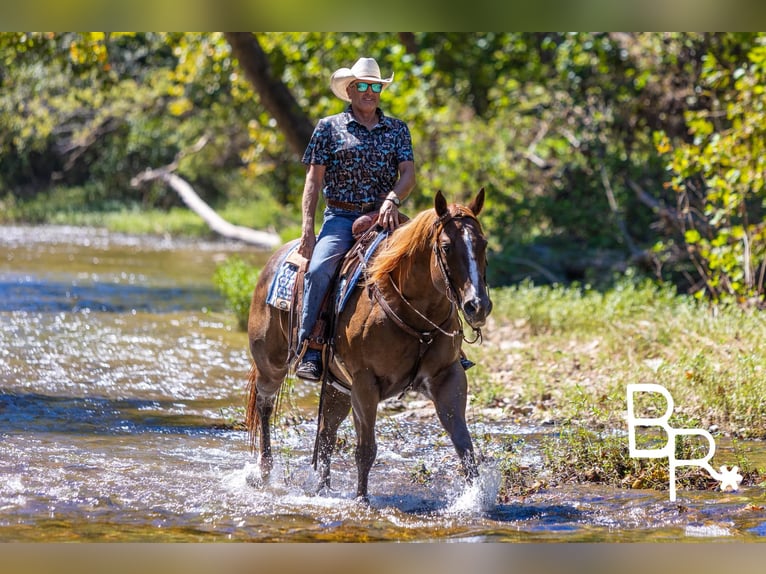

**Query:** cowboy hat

left=330, top=57, right=394, bottom=102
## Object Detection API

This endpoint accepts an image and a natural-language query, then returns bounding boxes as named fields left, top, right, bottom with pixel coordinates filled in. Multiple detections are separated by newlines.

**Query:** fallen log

left=131, top=137, right=282, bottom=250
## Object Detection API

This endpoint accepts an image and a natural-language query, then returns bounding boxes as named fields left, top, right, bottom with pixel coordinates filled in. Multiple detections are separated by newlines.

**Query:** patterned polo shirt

left=302, top=106, right=414, bottom=205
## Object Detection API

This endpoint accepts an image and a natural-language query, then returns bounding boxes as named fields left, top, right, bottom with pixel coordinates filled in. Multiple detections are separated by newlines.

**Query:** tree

left=656, top=38, right=766, bottom=304
left=223, top=32, right=313, bottom=157
left=2, top=32, right=765, bottom=294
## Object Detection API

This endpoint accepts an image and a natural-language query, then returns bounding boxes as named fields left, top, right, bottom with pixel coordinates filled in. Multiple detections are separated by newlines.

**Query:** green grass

left=207, top=259, right=766, bottom=496
left=207, top=255, right=766, bottom=493
left=470, top=275, right=766, bottom=439
left=212, top=256, right=261, bottom=331
left=207, top=257, right=766, bottom=442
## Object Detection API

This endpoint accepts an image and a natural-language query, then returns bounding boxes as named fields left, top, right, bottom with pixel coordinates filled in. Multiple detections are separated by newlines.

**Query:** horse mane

left=366, top=203, right=478, bottom=286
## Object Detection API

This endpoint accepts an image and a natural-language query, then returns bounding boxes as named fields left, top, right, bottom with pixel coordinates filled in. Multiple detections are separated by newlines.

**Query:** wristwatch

left=385, top=193, right=401, bottom=207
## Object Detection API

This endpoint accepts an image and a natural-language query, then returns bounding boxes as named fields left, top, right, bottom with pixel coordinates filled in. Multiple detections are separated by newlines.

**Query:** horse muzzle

left=461, top=293, right=492, bottom=328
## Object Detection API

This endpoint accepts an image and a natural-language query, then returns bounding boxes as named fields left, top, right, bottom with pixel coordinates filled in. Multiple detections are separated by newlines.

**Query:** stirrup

left=460, top=356, right=476, bottom=371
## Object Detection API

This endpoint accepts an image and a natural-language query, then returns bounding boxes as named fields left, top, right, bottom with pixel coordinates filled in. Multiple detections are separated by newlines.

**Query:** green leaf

left=684, top=229, right=702, bottom=244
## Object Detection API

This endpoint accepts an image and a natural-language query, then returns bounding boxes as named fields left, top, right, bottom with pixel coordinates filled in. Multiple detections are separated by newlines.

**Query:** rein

left=371, top=276, right=460, bottom=343
left=369, top=278, right=457, bottom=396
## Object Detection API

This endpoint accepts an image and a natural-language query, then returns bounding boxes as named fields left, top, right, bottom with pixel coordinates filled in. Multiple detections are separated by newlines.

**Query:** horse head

left=433, top=188, right=493, bottom=329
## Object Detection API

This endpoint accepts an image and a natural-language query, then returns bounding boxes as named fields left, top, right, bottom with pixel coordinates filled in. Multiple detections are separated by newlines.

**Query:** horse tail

left=245, top=361, right=260, bottom=452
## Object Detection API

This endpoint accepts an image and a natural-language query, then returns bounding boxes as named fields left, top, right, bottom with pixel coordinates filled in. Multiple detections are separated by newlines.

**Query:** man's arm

left=298, top=163, right=325, bottom=259
left=379, top=160, right=416, bottom=231
left=392, top=160, right=416, bottom=202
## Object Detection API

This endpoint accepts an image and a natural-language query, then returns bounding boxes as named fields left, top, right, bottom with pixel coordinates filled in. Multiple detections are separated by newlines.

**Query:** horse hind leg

left=313, top=382, right=351, bottom=494
left=245, top=362, right=283, bottom=481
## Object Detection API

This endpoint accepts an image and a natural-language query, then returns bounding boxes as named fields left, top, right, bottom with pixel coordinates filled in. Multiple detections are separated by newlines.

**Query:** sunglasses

left=354, top=82, right=383, bottom=93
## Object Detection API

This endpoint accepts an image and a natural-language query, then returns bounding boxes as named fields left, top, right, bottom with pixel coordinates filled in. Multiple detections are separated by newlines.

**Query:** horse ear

left=468, top=187, right=485, bottom=216
left=434, top=190, right=448, bottom=217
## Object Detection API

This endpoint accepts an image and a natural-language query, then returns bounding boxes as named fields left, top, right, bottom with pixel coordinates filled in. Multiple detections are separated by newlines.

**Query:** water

left=2, top=224, right=766, bottom=542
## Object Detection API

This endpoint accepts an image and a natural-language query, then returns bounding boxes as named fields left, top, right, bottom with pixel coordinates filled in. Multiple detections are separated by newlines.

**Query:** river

left=1, top=224, right=766, bottom=542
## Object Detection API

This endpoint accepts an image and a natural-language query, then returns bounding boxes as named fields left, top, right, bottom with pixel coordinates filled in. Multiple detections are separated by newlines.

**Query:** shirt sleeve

left=396, top=122, right=415, bottom=164
left=302, top=118, right=331, bottom=166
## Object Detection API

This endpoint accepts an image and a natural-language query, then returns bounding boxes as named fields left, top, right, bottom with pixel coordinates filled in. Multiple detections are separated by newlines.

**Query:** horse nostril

left=464, top=299, right=478, bottom=317
left=462, top=295, right=491, bottom=326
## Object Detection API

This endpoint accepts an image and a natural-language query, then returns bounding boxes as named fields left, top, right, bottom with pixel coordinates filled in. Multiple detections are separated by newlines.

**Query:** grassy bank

left=213, top=255, right=766, bottom=441
left=467, top=276, right=766, bottom=440
left=454, top=277, right=766, bottom=497
left=0, top=188, right=302, bottom=242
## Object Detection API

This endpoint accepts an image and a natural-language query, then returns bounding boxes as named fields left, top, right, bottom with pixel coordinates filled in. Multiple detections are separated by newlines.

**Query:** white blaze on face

left=462, top=227, right=482, bottom=298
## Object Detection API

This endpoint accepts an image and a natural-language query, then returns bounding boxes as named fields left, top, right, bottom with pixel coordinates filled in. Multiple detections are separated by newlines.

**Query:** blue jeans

left=298, top=208, right=358, bottom=347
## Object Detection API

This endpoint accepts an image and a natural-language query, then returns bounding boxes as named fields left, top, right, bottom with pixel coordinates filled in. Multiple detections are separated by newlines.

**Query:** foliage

left=493, top=415, right=763, bottom=497
left=540, top=426, right=721, bottom=492
left=1, top=32, right=765, bottom=295
left=474, top=278, right=766, bottom=495
left=656, top=36, right=766, bottom=305
left=212, top=256, right=259, bottom=330
left=491, top=427, right=726, bottom=501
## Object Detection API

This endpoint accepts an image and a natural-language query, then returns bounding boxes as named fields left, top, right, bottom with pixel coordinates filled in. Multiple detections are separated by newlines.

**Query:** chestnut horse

left=246, top=188, right=492, bottom=501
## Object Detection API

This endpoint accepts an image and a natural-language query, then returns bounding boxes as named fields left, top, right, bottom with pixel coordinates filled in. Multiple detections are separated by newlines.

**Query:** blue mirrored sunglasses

left=355, top=82, right=383, bottom=93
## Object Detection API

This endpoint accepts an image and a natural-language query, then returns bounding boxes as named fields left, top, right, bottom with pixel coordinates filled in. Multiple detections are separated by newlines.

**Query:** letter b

left=627, top=383, right=675, bottom=458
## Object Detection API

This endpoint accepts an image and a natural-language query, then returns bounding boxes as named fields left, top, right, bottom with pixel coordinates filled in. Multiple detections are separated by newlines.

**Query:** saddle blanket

left=266, top=244, right=302, bottom=311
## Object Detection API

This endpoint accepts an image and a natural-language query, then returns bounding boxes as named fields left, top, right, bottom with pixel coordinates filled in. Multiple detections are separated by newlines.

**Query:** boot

left=296, top=348, right=323, bottom=381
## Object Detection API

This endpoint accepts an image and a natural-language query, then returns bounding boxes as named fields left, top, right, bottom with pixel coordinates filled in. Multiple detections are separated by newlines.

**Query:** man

left=295, top=57, right=416, bottom=381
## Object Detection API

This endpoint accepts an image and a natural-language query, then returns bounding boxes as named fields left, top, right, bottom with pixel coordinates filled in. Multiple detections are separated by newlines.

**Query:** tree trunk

left=224, top=32, right=315, bottom=156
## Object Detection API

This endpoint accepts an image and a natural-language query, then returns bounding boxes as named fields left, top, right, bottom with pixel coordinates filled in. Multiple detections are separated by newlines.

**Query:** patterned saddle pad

left=266, top=244, right=304, bottom=311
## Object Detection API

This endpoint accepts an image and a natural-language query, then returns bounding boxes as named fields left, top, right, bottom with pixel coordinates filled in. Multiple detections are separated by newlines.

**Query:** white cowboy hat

left=330, top=57, right=394, bottom=102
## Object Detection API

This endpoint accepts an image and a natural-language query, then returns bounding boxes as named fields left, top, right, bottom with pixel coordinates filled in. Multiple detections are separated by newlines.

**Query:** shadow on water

left=368, top=489, right=584, bottom=529
left=0, top=392, right=234, bottom=436
left=0, top=276, right=222, bottom=313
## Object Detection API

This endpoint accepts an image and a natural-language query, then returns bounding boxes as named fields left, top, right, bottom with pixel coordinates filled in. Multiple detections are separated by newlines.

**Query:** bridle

left=370, top=210, right=485, bottom=349
left=431, top=210, right=484, bottom=345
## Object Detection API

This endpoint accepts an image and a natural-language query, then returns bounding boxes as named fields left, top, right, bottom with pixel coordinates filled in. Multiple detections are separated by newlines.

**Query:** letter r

left=668, top=428, right=717, bottom=502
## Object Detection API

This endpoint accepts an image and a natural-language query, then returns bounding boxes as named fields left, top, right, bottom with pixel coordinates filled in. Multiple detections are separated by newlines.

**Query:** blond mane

left=366, top=203, right=479, bottom=286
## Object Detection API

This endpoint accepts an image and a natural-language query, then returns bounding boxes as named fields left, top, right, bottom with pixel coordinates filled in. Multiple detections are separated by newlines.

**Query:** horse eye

left=440, top=242, right=451, bottom=254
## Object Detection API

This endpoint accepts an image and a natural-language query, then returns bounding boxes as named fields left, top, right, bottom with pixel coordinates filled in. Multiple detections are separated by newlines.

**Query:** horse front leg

left=314, top=383, right=352, bottom=493
left=432, top=367, right=479, bottom=482
left=351, top=382, right=380, bottom=502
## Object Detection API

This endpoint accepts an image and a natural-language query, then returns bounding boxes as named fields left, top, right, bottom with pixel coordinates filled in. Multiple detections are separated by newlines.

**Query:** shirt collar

left=344, top=105, right=388, bottom=128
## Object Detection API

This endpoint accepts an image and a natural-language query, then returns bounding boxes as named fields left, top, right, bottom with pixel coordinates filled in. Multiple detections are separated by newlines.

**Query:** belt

left=326, top=198, right=379, bottom=213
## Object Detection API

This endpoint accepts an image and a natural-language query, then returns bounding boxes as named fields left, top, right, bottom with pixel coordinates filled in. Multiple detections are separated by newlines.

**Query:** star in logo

left=717, top=465, right=743, bottom=492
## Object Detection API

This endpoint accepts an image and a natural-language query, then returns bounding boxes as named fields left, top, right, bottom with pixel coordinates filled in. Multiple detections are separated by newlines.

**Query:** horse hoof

left=354, top=494, right=371, bottom=506
left=246, top=472, right=264, bottom=488
left=259, top=456, right=273, bottom=477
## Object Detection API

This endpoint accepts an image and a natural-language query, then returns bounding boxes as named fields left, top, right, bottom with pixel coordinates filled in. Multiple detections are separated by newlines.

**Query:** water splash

left=444, top=463, right=501, bottom=515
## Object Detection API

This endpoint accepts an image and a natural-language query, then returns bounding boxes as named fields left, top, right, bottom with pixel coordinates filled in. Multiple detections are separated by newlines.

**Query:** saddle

left=267, top=210, right=408, bottom=364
